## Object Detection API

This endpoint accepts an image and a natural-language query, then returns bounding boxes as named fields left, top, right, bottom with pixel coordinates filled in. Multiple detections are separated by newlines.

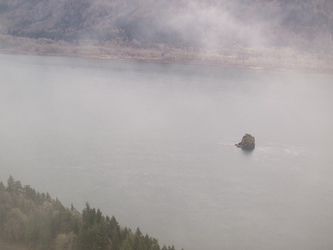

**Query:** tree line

left=0, top=176, right=180, bottom=250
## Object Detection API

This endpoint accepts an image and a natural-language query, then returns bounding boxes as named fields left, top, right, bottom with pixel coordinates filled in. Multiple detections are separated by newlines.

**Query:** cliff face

left=0, top=0, right=332, bottom=52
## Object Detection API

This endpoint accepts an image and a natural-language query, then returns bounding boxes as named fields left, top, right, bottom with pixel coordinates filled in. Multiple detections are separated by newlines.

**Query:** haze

left=1, top=53, right=333, bottom=249
left=1, top=0, right=333, bottom=249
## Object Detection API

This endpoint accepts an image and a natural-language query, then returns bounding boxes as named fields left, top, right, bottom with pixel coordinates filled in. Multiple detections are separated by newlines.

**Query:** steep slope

left=0, top=0, right=332, bottom=72
left=0, top=176, right=178, bottom=250
left=0, top=0, right=332, bottom=50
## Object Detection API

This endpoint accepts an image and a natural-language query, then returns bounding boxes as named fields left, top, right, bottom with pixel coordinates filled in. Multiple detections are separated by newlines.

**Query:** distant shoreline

left=1, top=45, right=333, bottom=75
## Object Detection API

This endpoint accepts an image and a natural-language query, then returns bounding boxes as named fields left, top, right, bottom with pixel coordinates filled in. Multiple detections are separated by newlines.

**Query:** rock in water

left=235, top=134, right=255, bottom=150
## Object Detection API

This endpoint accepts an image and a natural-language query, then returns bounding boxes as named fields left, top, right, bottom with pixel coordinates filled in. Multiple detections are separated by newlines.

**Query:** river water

left=1, top=54, right=333, bottom=250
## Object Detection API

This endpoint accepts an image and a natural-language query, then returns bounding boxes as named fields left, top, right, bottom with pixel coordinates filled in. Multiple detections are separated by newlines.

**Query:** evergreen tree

left=6, top=175, right=15, bottom=192
left=121, top=235, right=133, bottom=250
left=0, top=181, right=6, bottom=238
left=0, top=181, right=5, bottom=192
left=3, top=208, right=26, bottom=242
left=0, top=177, right=180, bottom=250
left=111, top=228, right=120, bottom=250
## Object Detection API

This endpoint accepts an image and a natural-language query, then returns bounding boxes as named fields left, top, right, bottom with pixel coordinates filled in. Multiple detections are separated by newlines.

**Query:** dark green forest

left=0, top=176, right=179, bottom=250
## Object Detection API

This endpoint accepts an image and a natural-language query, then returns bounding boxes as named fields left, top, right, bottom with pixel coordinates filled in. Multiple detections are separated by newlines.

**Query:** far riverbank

left=1, top=35, right=332, bottom=74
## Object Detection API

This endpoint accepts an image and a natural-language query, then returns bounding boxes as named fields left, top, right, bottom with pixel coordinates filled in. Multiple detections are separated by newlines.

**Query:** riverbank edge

left=1, top=44, right=332, bottom=75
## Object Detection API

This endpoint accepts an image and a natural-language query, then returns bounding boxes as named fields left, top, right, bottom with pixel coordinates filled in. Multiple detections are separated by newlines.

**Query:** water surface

left=1, top=54, right=333, bottom=250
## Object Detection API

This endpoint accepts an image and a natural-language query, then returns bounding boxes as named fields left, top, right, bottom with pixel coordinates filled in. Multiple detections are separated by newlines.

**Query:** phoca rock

left=235, top=134, right=255, bottom=150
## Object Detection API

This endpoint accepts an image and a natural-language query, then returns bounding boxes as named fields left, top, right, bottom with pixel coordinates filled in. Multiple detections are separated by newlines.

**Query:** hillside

left=0, top=176, right=178, bottom=250
left=0, top=0, right=332, bottom=72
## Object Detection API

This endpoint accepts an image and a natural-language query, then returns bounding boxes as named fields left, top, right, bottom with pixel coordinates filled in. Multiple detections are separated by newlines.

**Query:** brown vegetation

left=0, top=0, right=332, bottom=72
left=1, top=34, right=332, bottom=73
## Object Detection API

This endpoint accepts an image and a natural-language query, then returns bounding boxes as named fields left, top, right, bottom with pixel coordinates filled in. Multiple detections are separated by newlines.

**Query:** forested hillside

left=0, top=0, right=332, bottom=72
left=0, top=176, right=178, bottom=250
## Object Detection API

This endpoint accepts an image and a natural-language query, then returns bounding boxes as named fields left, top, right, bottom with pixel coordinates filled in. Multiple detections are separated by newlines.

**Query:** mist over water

left=1, top=54, right=333, bottom=250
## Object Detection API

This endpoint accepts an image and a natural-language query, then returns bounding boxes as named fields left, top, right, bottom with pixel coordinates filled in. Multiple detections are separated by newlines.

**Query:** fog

left=1, top=0, right=332, bottom=54
left=110, top=0, right=332, bottom=51
left=164, top=1, right=269, bottom=49
left=1, top=54, right=333, bottom=249
left=0, top=1, right=333, bottom=249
